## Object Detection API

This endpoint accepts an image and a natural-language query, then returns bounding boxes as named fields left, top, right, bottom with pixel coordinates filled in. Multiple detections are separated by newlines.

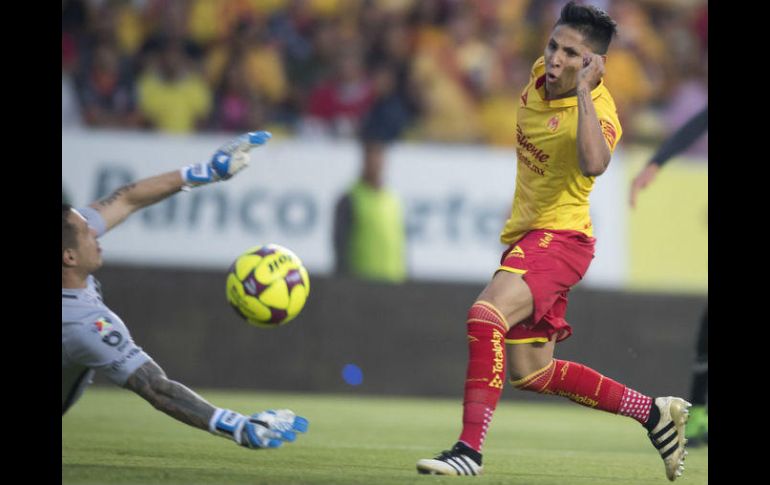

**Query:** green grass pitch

left=63, top=387, right=708, bottom=484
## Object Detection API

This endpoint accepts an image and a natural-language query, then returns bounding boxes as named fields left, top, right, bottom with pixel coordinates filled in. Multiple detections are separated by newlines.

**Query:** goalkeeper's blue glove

left=209, top=408, right=309, bottom=449
left=181, top=131, right=272, bottom=188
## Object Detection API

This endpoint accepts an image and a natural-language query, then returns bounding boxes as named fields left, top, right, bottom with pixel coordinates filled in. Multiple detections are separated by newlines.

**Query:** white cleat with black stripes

left=417, top=442, right=483, bottom=476
left=648, top=396, right=692, bottom=481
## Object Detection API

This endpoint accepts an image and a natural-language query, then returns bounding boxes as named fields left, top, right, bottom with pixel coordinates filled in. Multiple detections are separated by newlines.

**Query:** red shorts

left=498, top=229, right=595, bottom=344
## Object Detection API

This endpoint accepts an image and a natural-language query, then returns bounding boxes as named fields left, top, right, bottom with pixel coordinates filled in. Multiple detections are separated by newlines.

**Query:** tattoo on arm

left=125, top=360, right=216, bottom=431
left=576, top=86, right=611, bottom=174
left=577, top=87, right=591, bottom=115
left=95, top=183, right=137, bottom=209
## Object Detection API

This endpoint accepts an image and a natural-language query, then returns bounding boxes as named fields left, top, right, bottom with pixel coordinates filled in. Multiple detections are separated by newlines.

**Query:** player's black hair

left=555, top=1, right=617, bottom=55
left=62, top=203, right=78, bottom=253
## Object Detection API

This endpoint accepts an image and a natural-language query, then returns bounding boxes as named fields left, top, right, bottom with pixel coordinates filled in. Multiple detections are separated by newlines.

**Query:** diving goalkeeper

left=62, top=131, right=309, bottom=449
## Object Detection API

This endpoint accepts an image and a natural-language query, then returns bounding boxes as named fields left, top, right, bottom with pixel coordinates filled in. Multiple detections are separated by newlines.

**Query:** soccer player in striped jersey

left=416, top=2, right=690, bottom=481
left=63, top=132, right=308, bottom=450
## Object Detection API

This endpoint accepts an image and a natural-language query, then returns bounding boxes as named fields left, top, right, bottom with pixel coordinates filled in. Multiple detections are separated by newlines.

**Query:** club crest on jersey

left=93, top=317, right=113, bottom=337
left=520, top=90, right=529, bottom=107
left=547, top=115, right=560, bottom=132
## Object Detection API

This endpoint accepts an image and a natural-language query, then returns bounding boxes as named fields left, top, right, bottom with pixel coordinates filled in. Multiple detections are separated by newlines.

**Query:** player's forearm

left=576, top=85, right=611, bottom=177
left=117, top=171, right=185, bottom=210
left=90, top=171, right=185, bottom=232
left=148, top=379, right=216, bottom=430
left=125, top=360, right=216, bottom=431
left=650, top=106, right=708, bottom=167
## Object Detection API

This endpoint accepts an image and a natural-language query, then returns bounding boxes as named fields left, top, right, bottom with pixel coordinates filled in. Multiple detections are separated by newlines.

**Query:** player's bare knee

left=506, top=340, right=555, bottom=388
left=508, top=359, right=548, bottom=383
left=509, top=359, right=556, bottom=391
left=508, top=365, right=527, bottom=383
left=478, top=272, right=533, bottom=326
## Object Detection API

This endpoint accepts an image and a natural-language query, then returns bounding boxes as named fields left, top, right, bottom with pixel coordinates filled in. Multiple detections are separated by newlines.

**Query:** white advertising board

left=62, top=130, right=627, bottom=287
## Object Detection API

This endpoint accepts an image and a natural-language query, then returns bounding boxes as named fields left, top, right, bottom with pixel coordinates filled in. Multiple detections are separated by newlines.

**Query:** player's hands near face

left=629, top=163, right=660, bottom=209
left=577, top=54, right=605, bottom=90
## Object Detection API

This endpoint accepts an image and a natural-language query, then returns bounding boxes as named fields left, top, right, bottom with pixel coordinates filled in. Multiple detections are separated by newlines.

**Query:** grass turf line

left=63, top=387, right=708, bottom=484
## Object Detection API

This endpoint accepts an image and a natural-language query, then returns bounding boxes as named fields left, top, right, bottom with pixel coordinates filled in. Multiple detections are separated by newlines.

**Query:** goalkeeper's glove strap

left=209, top=408, right=246, bottom=444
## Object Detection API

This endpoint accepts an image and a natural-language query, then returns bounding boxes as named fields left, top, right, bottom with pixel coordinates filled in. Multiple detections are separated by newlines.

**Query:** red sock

left=512, top=359, right=653, bottom=425
left=457, top=301, right=508, bottom=452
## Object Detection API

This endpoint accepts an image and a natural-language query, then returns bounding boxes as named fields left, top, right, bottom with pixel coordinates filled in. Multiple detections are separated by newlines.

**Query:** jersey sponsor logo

left=93, top=317, right=123, bottom=347
left=517, top=151, right=546, bottom=176
left=599, top=119, right=617, bottom=148
left=103, top=331, right=123, bottom=347
left=516, top=125, right=550, bottom=164
left=547, top=115, right=560, bottom=132
left=93, top=317, right=113, bottom=337
left=510, top=246, right=525, bottom=258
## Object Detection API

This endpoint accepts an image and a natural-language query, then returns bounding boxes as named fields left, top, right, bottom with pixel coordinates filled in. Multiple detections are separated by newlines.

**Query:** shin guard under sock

left=458, top=301, right=509, bottom=452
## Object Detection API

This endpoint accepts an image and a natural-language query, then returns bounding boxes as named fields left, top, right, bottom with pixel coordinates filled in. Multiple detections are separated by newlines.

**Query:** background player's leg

left=686, top=308, right=708, bottom=446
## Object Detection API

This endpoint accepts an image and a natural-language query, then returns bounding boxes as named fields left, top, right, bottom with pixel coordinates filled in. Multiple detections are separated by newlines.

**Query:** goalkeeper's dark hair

left=62, top=203, right=78, bottom=253
left=555, top=1, right=617, bottom=55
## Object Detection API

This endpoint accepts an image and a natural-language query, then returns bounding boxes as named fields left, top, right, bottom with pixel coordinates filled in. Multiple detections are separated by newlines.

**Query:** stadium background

left=62, top=0, right=707, bottom=398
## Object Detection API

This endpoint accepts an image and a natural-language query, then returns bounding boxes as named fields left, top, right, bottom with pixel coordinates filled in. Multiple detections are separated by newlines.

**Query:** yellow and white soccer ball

left=226, top=244, right=310, bottom=328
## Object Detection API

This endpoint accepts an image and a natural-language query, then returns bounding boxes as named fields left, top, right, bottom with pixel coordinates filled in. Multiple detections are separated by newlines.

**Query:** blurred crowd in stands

left=62, top=0, right=707, bottom=154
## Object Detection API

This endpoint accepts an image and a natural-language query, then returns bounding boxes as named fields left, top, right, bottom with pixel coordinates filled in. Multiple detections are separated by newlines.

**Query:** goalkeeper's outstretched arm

left=88, top=171, right=185, bottom=233
left=124, top=359, right=217, bottom=429
left=124, top=360, right=308, bottom=449
left=87, top=131, right=272, bottom=233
